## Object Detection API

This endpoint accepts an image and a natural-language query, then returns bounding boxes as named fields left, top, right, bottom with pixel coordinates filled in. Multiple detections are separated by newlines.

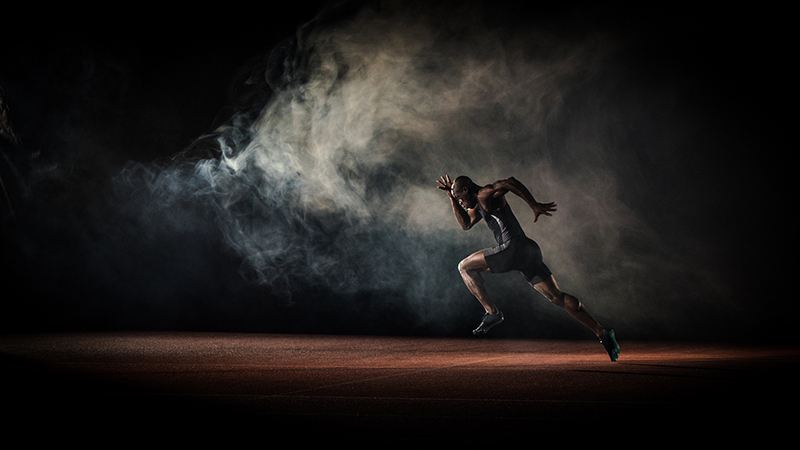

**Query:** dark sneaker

left=600, top=328, right=620, bottom=362
left=473, top=312, right=504, bottom=335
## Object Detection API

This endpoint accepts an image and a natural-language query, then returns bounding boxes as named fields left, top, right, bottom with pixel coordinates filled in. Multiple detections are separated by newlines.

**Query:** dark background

left=1, top=1, right=790, bottom=342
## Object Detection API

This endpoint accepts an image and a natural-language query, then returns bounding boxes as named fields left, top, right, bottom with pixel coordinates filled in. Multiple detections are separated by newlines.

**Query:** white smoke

left=114, top=0, right=727, bottom=335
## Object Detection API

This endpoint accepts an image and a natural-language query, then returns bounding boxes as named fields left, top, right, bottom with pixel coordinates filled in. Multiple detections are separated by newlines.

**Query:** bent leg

left=532, top=275, right=604, bottom=338
left=458, top=250, right=500, bottom=315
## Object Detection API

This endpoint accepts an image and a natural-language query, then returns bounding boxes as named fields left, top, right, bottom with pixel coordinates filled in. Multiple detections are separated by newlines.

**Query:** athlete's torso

left=476, top=200, right=525, bottom=245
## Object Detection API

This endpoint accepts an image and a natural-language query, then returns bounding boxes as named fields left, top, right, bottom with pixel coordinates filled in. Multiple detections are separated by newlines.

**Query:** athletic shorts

left=484, top=236, right=552, bottom=284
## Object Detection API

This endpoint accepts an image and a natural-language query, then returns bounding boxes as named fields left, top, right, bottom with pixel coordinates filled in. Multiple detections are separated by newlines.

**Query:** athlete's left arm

left=490, top=177, right=557, bottom=222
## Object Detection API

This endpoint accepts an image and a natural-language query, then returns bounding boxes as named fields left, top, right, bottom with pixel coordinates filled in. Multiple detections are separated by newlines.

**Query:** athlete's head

left=452, top=176, right=479, bottom=209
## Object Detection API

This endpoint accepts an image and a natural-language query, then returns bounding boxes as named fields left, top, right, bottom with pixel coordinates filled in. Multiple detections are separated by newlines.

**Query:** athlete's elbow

left=461, top=221, right=477, bottom=231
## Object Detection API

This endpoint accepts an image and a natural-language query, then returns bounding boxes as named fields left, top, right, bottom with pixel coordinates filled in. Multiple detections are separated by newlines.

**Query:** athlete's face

left=453, top=188, right=477, bottom=209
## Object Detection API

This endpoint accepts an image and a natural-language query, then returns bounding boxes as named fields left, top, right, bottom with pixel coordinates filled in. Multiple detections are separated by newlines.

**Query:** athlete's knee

left=549, top=293, right=567, bottom=307
left=563, top=293, right=584, bottom=313
left=458, top=256, right=477, bottom=274
left=534, top=282, right=561, bottom=303
left=459, top=251, right=490, bottom=277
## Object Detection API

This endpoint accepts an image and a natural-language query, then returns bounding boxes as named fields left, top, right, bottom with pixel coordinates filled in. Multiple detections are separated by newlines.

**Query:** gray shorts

left=484, top=236, right=552, bottom=284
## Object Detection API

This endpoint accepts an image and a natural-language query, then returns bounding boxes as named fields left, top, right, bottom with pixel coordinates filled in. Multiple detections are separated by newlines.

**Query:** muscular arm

left=437, top=174, right=482, bottom=230
left=448, top=195, right=482, bottom=230
left=482, top=177, right=557, bottom=222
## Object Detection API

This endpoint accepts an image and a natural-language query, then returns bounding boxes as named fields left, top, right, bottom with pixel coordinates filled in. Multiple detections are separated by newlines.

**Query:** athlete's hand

left=437, top=175, right=454, bottom=198
left=531, top=201, right=557, bottom=222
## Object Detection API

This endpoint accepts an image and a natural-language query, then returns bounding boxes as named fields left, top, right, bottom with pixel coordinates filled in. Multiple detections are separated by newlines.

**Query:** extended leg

left=532, top=275, right=603, bottom=337
left=533, top=275, right=619, bottom=361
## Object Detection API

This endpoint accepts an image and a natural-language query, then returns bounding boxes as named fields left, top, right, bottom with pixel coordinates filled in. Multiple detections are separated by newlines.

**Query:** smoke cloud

left=4, top=1, right=780, bottom=340
left=110, top=1, right=717, bottom=337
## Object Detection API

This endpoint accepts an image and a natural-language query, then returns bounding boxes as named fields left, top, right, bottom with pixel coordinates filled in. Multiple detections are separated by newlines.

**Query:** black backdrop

left=1, top=1, right=790, bottom=342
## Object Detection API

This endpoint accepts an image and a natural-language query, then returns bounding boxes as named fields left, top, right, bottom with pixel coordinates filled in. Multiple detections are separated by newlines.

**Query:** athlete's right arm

left=449, top=195, right=481, bottom=230
left=438, top=175, right=481, bottom=230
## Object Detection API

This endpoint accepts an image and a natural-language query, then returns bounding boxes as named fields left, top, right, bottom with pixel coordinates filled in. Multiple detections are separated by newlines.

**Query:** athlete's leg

left=532, top=275, right=604, bottom=338
left=458, top=250, right=500, bottom=315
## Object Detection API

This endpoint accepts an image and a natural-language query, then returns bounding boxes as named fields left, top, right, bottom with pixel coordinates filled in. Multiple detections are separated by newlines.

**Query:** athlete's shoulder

left=479, top=181, right=512, bottom=197
left=477, top=184, right=507, bottom=211
left=476, top=184, right=496, bottom=200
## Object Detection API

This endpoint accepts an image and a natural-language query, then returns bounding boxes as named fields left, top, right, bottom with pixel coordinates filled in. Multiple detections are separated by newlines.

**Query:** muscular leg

left=532, top=275, right=604, bottom=339
left=458, top=250, right=500, bottom=315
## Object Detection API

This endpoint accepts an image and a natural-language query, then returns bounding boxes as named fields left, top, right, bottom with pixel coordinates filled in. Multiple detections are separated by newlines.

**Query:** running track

left=2, top=333, right=796, bottom=444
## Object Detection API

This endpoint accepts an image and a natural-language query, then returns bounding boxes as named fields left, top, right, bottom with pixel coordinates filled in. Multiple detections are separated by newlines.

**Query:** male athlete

left=437, top=174, right=620, bottom=361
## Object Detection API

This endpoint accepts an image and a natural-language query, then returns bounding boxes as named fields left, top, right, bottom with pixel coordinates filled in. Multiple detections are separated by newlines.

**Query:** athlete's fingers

left=533, top=201, right=557, bottom=222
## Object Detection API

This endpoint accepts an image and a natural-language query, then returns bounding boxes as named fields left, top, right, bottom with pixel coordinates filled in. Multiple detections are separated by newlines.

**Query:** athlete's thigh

left=459, top=249, right=491, bottom=272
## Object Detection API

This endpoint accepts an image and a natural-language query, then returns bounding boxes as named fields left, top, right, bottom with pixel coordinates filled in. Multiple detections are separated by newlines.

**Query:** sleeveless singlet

left=476, top=201, right=525, bottom=245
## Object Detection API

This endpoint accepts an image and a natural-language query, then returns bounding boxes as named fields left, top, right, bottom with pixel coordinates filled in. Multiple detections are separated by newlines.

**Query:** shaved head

left=453, top=176, right=476, bottom=192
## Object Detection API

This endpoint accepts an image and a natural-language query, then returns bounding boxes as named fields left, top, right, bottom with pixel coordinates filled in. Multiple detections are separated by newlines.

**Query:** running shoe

left=600, top=328, right=620, bottom=362
left=473, top=311, right=504, bottom=335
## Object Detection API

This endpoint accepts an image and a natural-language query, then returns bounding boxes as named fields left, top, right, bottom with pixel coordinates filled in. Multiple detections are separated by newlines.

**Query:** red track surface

left=2, top=333, right=797, bottom=443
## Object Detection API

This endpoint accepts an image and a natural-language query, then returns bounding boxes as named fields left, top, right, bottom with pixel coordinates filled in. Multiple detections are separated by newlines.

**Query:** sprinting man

left=437, top=174, right=620, bottom=361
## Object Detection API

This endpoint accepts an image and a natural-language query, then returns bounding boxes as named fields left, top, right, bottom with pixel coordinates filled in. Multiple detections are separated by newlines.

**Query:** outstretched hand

left=437, top=175, right=454, bottom=198
left=532, top=201, right=557, bottom=222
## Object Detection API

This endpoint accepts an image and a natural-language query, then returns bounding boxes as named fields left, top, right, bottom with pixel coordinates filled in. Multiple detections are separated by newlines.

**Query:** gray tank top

left=477, top=201, right=525, bottom=245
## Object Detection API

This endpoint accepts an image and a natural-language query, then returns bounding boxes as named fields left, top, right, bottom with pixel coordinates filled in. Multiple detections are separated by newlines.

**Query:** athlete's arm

left=486, top=177, right=557, bottom=222
left=438, top=174, right=482, bottom=230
